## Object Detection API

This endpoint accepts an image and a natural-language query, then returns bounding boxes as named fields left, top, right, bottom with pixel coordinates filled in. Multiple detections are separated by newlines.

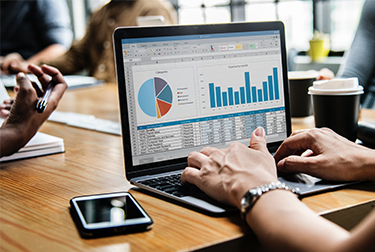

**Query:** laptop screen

left=114, top=22, right=291, bottom=176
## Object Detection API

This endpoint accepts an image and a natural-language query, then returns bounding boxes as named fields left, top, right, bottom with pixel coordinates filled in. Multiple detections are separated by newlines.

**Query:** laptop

left=113, top=21, right=351, bottom=214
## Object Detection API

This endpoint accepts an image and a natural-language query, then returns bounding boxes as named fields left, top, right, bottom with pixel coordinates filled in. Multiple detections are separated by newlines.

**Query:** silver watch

left=240, top=182, right=300, bottom=219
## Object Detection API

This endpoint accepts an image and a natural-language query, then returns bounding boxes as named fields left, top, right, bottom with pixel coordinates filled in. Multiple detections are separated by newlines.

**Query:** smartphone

left=70, top=192, right=153, bottom=238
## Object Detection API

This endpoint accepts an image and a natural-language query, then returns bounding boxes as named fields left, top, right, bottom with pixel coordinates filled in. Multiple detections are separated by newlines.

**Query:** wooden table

left=1, top=83, right=375, bottom=251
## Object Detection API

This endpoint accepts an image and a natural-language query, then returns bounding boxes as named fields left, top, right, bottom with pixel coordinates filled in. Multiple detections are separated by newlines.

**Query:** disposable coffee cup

left=288, top=71, right=318, bottom=118
left=308, top=78, right=363, bottom=141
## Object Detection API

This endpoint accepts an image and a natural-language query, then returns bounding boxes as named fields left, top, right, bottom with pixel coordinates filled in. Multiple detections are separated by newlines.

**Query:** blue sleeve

left=339, top=0, right=375, bottom=89
left=34, top=0, right=73, bottom=49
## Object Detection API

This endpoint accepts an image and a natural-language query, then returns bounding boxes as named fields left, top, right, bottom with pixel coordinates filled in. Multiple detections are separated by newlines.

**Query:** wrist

left=231, top=171, right=279, bottom=209
left=358, top=148, right=375, bottom=181
left=0, top=124, right=30, bottom=157
left=240, top=182, right=300, bottom=220
left=2, top=118, right=37, bottom=145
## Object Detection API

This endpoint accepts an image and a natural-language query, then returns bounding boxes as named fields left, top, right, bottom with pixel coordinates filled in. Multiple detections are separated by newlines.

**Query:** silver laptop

left=113, top=22, right=351, bottom=214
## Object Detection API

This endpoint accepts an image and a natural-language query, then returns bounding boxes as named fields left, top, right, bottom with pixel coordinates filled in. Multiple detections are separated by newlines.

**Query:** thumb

left=15, top=72, right=37, bottom=104
left=250, top=127, right=267, bottom=151
left=16, top=72, right=33, bottom=90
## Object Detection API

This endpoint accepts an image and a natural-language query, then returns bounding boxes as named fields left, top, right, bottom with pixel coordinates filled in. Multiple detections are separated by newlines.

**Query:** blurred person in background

left=336, top=0, right=375, bottom=109
left=45, top=0, right=177, bottom=83
left=0, top=0, right=72, bottom=74
left=317, top=0, right=375, bottom=109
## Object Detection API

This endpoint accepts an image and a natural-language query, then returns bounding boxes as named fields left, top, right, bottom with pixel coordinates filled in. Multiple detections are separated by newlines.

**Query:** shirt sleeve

left=34, top=0, right=73, bottom=49
left=338, top=0, right=375, bottom=89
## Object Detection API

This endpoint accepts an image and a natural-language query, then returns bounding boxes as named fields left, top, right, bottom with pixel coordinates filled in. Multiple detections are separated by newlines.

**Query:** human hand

left=3, top=64, right=67, bottom=142
left=274, top=128, right=375, bottom=181
left=0, top=53, right=29, bottom=74
left=316, top=68, right=334, bottom=80
left=181, top=127, right=279, bottom=209
left=0, top=98, right=15, bottom=118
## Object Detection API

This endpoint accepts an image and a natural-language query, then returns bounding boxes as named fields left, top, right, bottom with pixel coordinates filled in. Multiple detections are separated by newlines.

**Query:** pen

left=35, top=80, right=56, bottom=113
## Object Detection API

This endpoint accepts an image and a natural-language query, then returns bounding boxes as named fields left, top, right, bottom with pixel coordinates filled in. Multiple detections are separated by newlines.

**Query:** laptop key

left=156, top=184, right=175, bottom=191
left=171, top=190, right=188, bottom=197
left=138, top=173, right=195, bottom=198
left=163, top=186, right=181, bottom=194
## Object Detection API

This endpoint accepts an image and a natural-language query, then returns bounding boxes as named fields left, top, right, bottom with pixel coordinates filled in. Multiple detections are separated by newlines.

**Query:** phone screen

left=70, top=192, right=153, bottom=237
left=76, top=195, right=144, bottom=224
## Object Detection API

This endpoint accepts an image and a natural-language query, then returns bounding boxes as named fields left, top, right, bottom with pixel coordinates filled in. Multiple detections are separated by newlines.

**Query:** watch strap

left=240, top=182, right=300, bottom=220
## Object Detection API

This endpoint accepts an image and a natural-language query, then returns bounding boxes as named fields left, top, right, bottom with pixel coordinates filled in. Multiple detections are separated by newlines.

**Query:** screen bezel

left=113, top=21, right=291, bottom=180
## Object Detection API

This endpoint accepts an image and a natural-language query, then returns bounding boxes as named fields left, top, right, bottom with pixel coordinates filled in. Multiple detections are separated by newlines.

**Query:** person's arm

left=1, top=45, right=68, bottom=74
left=337, top=0, right=375, bottom=89
left=0, top=64, right=67, bottom=157
left=181, top=127, right=375, bottom=251
left=245, top=182, right=375, bottom=252
left=0, top=0, right=72, bottom=75
left=28, top=44, right=68, bottom=66
left=45, top=12, right=97, bottom=75
left=274, top=128, right=375, bottom=181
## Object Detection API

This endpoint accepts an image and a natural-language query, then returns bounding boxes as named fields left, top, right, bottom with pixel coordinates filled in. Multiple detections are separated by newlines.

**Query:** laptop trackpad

left=279, top=173, right=354, bottom=196
left=181, top=195, right=236, bottom=213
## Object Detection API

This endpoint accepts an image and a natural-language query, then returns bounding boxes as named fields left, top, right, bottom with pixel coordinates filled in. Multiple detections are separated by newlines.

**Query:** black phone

left=70, top=192, right=153, bottom=238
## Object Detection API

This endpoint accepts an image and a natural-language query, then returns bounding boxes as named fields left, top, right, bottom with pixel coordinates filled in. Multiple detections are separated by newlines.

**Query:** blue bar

left=251, top=86, right=257, bottom=102
left=234, top=91, right=240, bottom=105
left=263, top=81, right=268, bottom=101
left=258, top=89, right=263, bottom=102
left=209, top=83, right=216, bottom=108
left=245, top=72, right=251, bottom=103
left=273, top=67, right=280, bottom=100
left=268, top=76, right=274, bottom=101
left=222, top=92, right=228, bottom=106
left=228, top=87, right=234, bottom=106
left=240, top=87, right=246, bottom=104
left=137, top=106, right=286, bottom=130
left=216, top=86, right=222, bottom=107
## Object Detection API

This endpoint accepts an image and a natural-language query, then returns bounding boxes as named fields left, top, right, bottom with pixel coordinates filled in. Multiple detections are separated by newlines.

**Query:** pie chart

left=138, top=77, right=173, bottom=118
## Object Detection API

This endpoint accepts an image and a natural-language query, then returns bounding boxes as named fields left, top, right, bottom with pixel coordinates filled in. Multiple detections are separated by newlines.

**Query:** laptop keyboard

left=138, top=173, right=201, bottom=198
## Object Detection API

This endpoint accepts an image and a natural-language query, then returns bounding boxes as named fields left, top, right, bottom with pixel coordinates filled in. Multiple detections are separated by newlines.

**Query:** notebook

left=113, top=21, right=351, bottom=214
left=0, top=131, right=65, bottom=163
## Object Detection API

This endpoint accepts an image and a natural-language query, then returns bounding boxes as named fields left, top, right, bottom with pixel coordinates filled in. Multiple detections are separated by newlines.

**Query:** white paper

left=0, top=132, right=65, bottom=162
left=0, top=78, right=10, bottom=103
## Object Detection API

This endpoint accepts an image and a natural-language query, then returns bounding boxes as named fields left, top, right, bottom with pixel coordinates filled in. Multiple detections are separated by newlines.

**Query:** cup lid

left=308, top=78, right=364, bottom=95
left=308, top=86, right=364, bottom=95
left=288, top=70, right=318, bottom=80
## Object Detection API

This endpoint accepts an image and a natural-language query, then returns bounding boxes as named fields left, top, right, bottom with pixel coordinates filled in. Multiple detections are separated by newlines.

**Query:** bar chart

left=208, top=67, right=280, bottom=108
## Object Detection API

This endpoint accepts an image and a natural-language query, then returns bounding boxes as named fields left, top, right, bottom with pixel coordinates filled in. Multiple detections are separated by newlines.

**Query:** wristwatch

left=240, top=182, right=300, bottom=220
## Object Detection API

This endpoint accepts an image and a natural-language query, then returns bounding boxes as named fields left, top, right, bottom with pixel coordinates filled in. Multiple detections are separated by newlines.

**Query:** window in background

left=329, top=0, right=364, bottom=51
left=175, top=0, right=365, bottom=53
left=72, top=0, right=364, bottom=53
left=245, top=0, right=313, bottom=51
left=66, top=0, right=111, bottom=40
